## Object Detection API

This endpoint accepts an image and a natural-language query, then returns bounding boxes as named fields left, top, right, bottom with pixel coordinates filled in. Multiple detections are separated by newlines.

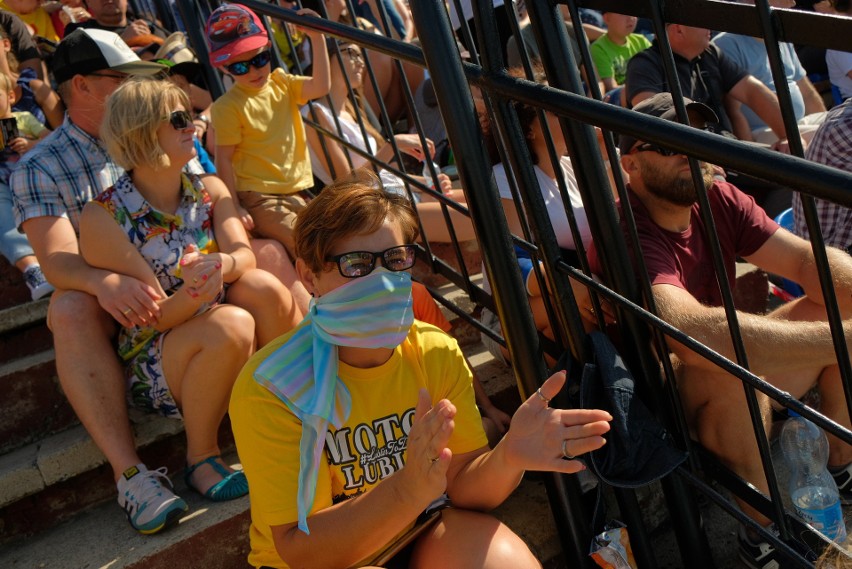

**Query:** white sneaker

left=22, top=264, right=54, bottom=300
left=116, top=464, right=187, bottom=535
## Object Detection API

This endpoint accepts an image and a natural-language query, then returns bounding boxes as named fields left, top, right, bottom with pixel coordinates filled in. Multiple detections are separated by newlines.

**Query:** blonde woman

left=79, top=78, right=301, bottom=509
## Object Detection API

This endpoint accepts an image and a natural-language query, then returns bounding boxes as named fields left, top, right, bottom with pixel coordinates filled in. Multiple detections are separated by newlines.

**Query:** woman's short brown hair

left=295, top=170, right=420, bottom=273
left=101, top=77, right=190, bottom=171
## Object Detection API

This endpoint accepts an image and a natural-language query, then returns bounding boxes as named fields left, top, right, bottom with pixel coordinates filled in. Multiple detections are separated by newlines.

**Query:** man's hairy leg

left=766, top=295, right=852, bottom=466
left=49, top=289, right=142, bottom=481
left=677, top=360, right=773, bottom=526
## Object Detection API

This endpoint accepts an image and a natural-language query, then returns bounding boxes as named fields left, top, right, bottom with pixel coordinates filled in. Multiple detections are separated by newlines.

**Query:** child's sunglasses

left=169, top=110, right=193, bottom=131
left=224, top=50, right=272, bottom=76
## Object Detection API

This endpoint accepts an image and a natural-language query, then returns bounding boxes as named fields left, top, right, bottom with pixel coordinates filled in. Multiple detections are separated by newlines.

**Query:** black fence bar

left=410, top=2, right=596, bottom=568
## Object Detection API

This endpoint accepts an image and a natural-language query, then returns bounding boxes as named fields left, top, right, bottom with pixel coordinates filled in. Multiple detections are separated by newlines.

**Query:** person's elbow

left=272, top=524, right=311, bottom=568
left=666, top=335, right=713, bottom=370
left=304, top=77, right=332, bottom=101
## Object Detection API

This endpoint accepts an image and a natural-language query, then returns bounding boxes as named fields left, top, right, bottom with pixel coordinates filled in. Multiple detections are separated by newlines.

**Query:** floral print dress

left=93, top=172, right=223, bottom=417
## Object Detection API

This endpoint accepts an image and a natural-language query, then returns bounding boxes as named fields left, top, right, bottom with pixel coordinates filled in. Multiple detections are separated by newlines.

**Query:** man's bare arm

left=653, top=282, right=850, bottom=376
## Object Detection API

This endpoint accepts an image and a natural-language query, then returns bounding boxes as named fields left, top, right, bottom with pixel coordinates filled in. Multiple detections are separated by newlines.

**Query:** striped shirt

left=11, top=116, right=203, bottom=235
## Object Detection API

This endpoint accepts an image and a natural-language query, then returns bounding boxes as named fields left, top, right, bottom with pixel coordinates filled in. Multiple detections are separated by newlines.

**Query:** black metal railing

left=152, top=0, right=852, bottom=566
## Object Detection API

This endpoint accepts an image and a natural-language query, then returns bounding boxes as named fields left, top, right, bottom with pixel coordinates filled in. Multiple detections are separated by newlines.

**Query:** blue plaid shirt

left=11, top=116, right=204, bottom=235
left=12, top=116, right=122, bottom=234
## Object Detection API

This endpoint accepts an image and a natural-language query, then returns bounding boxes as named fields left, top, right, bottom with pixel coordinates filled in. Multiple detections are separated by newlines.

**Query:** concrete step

left=0, top=452, right=252, bottom=569
left=0, top=458, right=562, bottom=569
left=0, top=342, right=566, bottom=569
left=0, top=257, right=34, bottom=312
left=0, top=409, right=235, bottom=544
left=0, top=349, right=77, bottom=456
left=0, top=297, right=52, bottom=364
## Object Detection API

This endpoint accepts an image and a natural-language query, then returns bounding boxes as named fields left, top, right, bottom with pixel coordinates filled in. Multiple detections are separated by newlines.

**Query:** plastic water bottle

left=780, top=411, right=847, bottom=542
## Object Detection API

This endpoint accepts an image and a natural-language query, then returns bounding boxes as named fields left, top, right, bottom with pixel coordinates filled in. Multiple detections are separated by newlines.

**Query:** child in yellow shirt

left=206, top=3, right=329, bottom=258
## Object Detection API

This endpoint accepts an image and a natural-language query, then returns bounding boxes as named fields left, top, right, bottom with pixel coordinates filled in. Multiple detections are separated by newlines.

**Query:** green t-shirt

left=591, top=33, right=652, bottom=85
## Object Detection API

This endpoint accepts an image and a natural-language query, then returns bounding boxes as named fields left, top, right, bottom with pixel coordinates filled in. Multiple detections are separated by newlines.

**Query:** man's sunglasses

left=326, top=245, right=417, bottom=278
left=168, top=110, right=193, bottom=131
left=629, top=142, right=682, bottom=157
left=225, top=50, right=272, bottom=76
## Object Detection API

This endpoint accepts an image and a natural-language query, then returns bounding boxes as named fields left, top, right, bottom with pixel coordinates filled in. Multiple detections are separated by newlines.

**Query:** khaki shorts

left=238, top=191, right=310, bottom=258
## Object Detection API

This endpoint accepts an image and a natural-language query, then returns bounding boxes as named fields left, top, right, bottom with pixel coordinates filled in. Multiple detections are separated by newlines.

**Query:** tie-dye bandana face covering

left=253, top=268, right=414, bottom=533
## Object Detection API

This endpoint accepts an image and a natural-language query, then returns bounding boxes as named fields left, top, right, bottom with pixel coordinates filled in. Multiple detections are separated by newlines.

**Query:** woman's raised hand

left=501, top=370, right=612, bottom=474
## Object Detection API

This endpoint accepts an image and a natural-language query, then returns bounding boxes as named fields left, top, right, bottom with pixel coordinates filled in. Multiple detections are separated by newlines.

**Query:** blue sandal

left=184, top=456, right=249, bottom=502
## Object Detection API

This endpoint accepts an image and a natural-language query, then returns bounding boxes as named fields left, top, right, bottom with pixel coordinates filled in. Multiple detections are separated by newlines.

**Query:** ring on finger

left=562, top=439, right=576, bottom=460
left=428, top=455, right=439, bottom=464
left=121, top=307, right=132, bottom=315
left=536, top=388, right=550, bottom=405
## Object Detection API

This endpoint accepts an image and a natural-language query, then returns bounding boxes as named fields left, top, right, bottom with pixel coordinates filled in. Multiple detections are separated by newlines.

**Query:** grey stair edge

left=0, top=347, right=54, bottom=377
left=0, top=457, right=560, bottom=569
left=0, top=451, right=251, bottom=569
left=0, top=297, right=49, bottom=335
left=0, top=412, right=185, bottom=508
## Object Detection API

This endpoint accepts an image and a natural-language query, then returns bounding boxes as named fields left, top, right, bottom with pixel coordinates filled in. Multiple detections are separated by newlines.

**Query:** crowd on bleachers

left=1, top=0, right=851, bottom=567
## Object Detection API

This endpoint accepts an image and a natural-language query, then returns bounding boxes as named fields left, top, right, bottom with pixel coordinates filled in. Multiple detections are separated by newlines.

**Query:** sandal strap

left=185, top=455, right=228, bottom=482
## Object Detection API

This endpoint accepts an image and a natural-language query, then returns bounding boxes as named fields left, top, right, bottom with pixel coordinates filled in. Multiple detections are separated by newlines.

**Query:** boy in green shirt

left=590, top=13, right=651, bottom=103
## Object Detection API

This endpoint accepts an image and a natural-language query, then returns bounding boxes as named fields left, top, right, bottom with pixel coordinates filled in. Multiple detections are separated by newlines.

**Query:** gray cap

left=619, top=92, right=719, bottom=154
left=52, top=29, right=166, bottom=84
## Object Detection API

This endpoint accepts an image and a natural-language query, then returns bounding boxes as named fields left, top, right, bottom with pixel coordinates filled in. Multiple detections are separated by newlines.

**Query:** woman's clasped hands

left=179, top=244, right=224, bottom=302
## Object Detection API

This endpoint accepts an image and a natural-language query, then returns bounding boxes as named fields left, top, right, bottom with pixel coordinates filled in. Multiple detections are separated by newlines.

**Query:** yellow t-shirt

left=211, top=67, right=313, bottom=194
left=0, top=3, right=59, bottom=43
left=230, top=321, right=489, bottom=568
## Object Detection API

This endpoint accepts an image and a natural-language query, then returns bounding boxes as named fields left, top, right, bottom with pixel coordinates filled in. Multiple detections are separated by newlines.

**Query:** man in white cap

left=10, top=28, right=193, bottom=535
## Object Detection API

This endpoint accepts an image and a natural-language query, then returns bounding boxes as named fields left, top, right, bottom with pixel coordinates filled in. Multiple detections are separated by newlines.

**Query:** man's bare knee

left=49, top=290, right=114, bottom=338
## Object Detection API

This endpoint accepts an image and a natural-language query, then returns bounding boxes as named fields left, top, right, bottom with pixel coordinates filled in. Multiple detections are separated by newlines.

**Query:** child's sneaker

left=116, top=464, right=188, bottom=535
left=22, top=264, right=54, bottom=300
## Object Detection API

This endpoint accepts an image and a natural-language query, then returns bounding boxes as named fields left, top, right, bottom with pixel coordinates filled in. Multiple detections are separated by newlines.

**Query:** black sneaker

left=739, top=524, right=820, bottom=569
left=830, top=463, right=852, bottom=506
left=738, top=526, right=782, bottom=569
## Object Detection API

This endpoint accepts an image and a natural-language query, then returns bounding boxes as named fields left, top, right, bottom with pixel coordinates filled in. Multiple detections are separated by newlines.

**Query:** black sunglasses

left=168, top=110, right=193, bottom=131
left=629, top=142, right=682, bottom=157
left=326, top=245, right=417, bottom=278
left=224, top=50, right=272, bottom=76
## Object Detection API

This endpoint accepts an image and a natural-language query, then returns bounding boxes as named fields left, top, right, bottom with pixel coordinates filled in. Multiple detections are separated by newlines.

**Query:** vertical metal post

left=409, top=2, right=594, bottom=567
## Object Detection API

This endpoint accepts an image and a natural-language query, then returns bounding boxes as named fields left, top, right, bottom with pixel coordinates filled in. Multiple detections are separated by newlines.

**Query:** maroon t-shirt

left=589, top=181, right=779, bottom=307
